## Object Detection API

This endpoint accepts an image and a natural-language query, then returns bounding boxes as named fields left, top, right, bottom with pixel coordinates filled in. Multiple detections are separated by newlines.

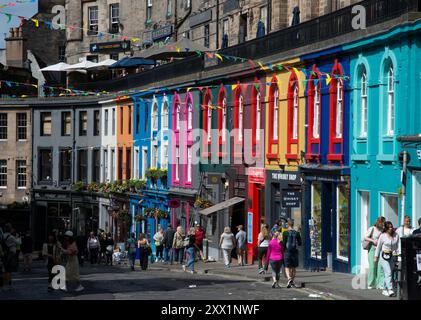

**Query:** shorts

left=4, top=253, right=17, bottom=272
left=284, top=250, right=299, bottom=268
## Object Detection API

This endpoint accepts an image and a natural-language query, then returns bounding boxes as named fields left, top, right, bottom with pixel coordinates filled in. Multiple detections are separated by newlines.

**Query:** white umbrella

left=40, top=62, right=71, bottom=72
left=64, top=60, right=100, bottom=70
left=94, top=59, right=117, bottom=67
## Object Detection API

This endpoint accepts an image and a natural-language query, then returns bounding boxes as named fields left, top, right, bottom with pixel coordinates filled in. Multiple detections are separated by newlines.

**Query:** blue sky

left=0, top=0, right=38, bottom=48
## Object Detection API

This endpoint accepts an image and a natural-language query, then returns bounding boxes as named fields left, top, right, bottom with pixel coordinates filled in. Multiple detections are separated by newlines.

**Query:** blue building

left=130, top=91, right=172, bottom=255
left=300, top=49, right=351, bottom=273
left=345, top=20, right=421, bottom=274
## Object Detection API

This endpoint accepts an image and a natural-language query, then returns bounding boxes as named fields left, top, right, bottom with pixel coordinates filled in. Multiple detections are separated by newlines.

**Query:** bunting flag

left=31, top=18, right=39, bottom=27
left=276, top=65, right=283, bottom=71
left=326, top=74, right=332, bottom=85
left=254, top=83, right=260, bottom=91
left=248, top=59, right=256, bottom=69
left=258, top=62, right=266, bottom=70
left=5, top=13, right=11, bottom=23
left=231, top=84, right=238, bottom=91
left=292, top=67, right=300, bottom=75
left=215, top=53, right=223, bottom=61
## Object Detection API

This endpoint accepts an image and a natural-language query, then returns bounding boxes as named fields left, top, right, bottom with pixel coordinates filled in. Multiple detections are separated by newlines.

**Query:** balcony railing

left=219, top=0, right=420, bottom=61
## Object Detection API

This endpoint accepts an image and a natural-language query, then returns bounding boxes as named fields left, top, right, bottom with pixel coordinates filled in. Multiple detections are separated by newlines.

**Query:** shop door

left=147, top=217, right=156, bottom=256
left=332, top=184, right=350, bottom=273
left=322, top=183, right=333, bottom=270
left=359, top=191, right=370, bottom=274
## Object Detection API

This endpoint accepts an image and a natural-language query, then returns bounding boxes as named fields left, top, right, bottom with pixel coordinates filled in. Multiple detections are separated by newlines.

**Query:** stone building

left=65, top=0, right=360, bottom=63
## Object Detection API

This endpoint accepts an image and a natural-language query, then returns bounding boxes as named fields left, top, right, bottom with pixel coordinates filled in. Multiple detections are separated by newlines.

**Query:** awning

left=199, top=197, right=245, bottom=216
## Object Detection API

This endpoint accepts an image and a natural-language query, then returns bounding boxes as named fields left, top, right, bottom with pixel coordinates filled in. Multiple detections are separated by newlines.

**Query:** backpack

left=175, top=233, right=184, bottom=249
left=286, top=230, right=298, bottom=251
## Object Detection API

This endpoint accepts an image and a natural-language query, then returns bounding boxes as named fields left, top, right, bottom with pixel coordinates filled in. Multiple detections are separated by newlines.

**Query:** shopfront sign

left=90, top=41, right=131, bottom=54
left=247, top=212, right=253, bottom=244
left=247, top=167, right=265, bottom=184
left=152, top=25, right=173, bottom=41
left=271, top=172, right=300, bottom=183
left=281, top=190, right=301, bottom=208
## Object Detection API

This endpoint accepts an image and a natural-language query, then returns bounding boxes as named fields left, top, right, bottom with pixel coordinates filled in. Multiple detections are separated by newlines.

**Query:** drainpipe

left=174, top=1, right=192, bottom=41
left=401, top=151, right=408, bottom=227
left=216, top=0, right=220, bottom=49
left=268, top=0, right=272, bottom=32
left=71, top=105, right=76, bottom=233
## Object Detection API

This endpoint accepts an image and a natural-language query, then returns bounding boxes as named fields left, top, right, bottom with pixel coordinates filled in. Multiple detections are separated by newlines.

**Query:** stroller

left=112, top=243, right=129, bottom=265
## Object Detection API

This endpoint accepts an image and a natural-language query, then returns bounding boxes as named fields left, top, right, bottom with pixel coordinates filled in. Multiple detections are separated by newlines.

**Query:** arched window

left=387, top=64, right=395, bottom=136
left=256, top=91, right=261, bottom=142
left=360, top=69, right=368, bottom=137
left=152, top=103, right=158, bottom=131
left=175, top=102, right=181, bottom=131
left=273, top=88, right=279, bottom=141
left=313, top=82, right=320, bottom=139
left=162, top=101, right=169, bottom=130
left=207, top=101, right=212, bottom=142
left=187, top=101, right=193, bottom=130
left=292, top=84, right=299, bottom=140
left=336, top=79, right=343, bottom=138
left=222, top=97, right=227, bottom=142
left=238, top=94, right=243, bottom=142
left=202, top=90, right=212, bottom=157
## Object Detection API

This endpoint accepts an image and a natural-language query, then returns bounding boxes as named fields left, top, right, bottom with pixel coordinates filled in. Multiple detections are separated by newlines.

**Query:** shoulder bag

left=362, top=227, right=374, bottom=251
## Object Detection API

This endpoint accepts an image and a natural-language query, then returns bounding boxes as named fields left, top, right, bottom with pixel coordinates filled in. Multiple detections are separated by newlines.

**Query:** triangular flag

left=18, top=16, right=25, bottom=26
left=258, top=62, right=266, bottom=70
left=292, top=67, right=299, bottom=75
left=45, top=21, right=53, bottom=29
left=284, top=66, right=290, bottom=71
left=326, top=74, right=332, bottom=85
left=254, top=83, right=259, bottom=91
left=248, top=59, right=255, bottom=69
left=31, top=19, right=39, bottom=27
left=231, top=84, right=238, bottom=91
left=131, top=38, right=140, bottom=43
left=187, top=87, right=192, bottom=92
left=5, top=13, right=12, bottom=23
left=5, top=81, right=12, bottom=87
left=302, top=80, right=307, bottom=88
left=276, top=64, right=283, bottom=71
left=301, top=69, right=308, bottom=77
left=314, top=79, right=319, bottom=87
left=195, top=51, right=202, bottom=57
left=310, top=71, right=317, bottom=76
left=206, top=52, right=214, bottom=59
left=215, top=53, right=223, bottom=61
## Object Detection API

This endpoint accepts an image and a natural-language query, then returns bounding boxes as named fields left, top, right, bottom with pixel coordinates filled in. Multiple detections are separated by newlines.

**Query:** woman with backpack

left=126, top=233, right=137, bottom=271
left=182, top=227, right=196, bottom=274
left=172, top=226, right=185, bottom=265
left=282, top=219, right=302, bottom=288
left=363, top=216, right=386, bottom=290
left=267, top=231, right=285, bottom=288
left=153, top=225, right=165, bottom=263
left=257, top=224, right=270, bottom=274
left=138, top=233, right=151, bottom=271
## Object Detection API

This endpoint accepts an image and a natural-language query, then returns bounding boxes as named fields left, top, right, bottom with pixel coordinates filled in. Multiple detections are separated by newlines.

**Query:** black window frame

left=61, top=111, right=71, bottom=136
left=92, top=148, right=101, bottom=183
left=94, top=110, right=100, bottom=136
left=77, top=149, right=88, bottom=183
left=59, top=148, right=72, bottom=184
left=38, top=148, right=53, bottom=184
left=40, top=112, right=52, bottom=136
left=79, top=111, right=88, bottom=136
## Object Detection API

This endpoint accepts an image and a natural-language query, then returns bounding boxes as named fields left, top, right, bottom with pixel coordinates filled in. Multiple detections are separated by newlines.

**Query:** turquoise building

left=346, top=20, right=421, bottom=274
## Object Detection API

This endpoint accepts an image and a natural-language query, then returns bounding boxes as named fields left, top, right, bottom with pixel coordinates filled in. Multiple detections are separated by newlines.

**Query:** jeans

left=156, top=245, right=164, bottom=260
left=368, top=246, right=385, bottom=289
left=380, top=254, right=394, bottom=291
left=165, top=247, right=174, bottom=264
left=128, top=251, right=136, bottom=269
left=222, top=248, right=232, bottom=266
left=89, top=248, right=99, bottom=264
left=185, top=247, right=195, bottom=271
left=258, top=247, right=268, bottom=270
left=174, top=248, right=185, bottom=264
left=23, top=253, right=32, bottom=271
left=269, top=260, right=283, bottom=281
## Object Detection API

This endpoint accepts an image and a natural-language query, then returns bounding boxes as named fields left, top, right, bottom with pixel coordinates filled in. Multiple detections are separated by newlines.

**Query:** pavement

left=0, top=255, right=398, bottom=300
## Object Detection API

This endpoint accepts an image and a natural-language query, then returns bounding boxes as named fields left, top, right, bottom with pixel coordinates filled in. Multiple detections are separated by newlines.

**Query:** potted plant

left=194, top=197, right=213, bottom=209
left=146, top=168, right=159, bottom=187
left=72, top=181, right=85, bottom=192
left=135, top=179, right=147, bottom=192
left=118, top=210, right=131, bottom=224
left=158, top=169, right=168, bottom=187
left=157, top=209, right=168, bottom=219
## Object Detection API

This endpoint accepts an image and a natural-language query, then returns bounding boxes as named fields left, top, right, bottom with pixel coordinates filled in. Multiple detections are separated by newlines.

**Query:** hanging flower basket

left=118, top=210, right=131, bottom=223
left=157, top=209, right=169, bottom=219
left=194, top=198, right=213, bottom=209
left=168, top=199, right=180, bottom=208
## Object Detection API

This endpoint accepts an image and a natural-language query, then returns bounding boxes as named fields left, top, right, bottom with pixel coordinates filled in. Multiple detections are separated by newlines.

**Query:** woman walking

left=182, top=227, right=196, bottom=274
left=266, top=232, right=285, bottom=288
left=42, top=233, right=61, bottom=292
left=59, top=231, right=84, bottom=292
left=364, top=216, right=385, bottom=289
left=138, top=233, right=151, bottom=271
left=153, top=225, right=165, bottom=263
left=172, top=226, right=185, bottom=265
left=257, top=224, right=270, bottom=274
left=219, top=227, right=236, bottom=268
left=87, top=232, right=100, bottom=265
left=374, top=221, right=400, bottom=297
left=236, top=225, right=247, bottom=266
left=126, top=233, right=137, bottom=271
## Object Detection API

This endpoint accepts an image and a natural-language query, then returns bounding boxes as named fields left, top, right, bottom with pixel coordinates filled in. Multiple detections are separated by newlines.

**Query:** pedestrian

left=235, top=225, right=247, bottom=266
left=21, top=230, right=33, bottom=272
left=270, top=220, right=282, bottom=237
left=105, top=233, right=114, bottom=266
left=194, top=224, right=206, bottom=262
left=374, top=221, right=400, bottom=297
left=0, top=239, right=4, bottom=291
left=14, top=231, right=21, bottom=271
left=99, top=232, right=107, bottom=264
left=182, top=227, right=196, bottom=274
left=282, top=218, right=302, bottom=288
left=219, top=227, right=236, bottom=268
left=396, top=215, right=414, bottom=238
left=267, top=231, right=285, bottom=288
left=1, top=223, right=18, bottom=291
left=257, top=224, right=270, bottom=274
left=163, top=224, right=175, bottom=265
left=363, top=216, right=386, bottom=290
left=59, top=231, right=84, bottom=292
left=413, top=218, right=421, bottom=236
left=126, top=233, right=137, bottom=271
left=42, top=233, right=61, bottom=292
left=138, top=233, right=151, bottom=270
left=87, top=232, right=100, bottom=265
left=172, top=226, right=185, bottom=265
left=153, top=225, right=164, bottom=263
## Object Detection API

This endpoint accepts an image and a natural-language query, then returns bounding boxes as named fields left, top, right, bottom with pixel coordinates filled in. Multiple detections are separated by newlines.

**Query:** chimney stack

left=5, top=27, right=28, bottom=68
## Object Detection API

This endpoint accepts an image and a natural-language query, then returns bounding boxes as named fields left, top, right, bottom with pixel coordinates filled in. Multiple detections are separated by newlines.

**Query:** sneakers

left=382, top=289, right=390, bottom=297
left=75, top=285, right=84, bottom=292
left=272, top=282, right=276, bottom=288
left=182, top=265, right=186, bottom=272
left=189, top=270, right=195, bottom=274
left=258, top=268, right=265, bottom=274
left=388, top=290, right=396, bottom=297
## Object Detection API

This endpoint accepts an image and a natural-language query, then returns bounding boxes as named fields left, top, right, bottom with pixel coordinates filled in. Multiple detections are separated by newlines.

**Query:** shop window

left=41, top=112, right=52, bottom=136
left=16, top=113, right=27, bottom=141
left=310, top=182, right=322, bottom=259
left=0, top=113, right=7, bottom=140
left=381, top=193, right=399, bottom=227
left=360, top=68, right=368, bottom=138
left=336, top=184, right=349, bottom=262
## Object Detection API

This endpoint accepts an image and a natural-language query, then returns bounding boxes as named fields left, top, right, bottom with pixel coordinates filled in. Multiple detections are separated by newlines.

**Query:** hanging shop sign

left=90, top=41, right=131, bottom=54
left=152, top=25, right=173, bottom=41
left=247, top=167, right=265, bottom=184
left=281, top=190, right=301, bottom=208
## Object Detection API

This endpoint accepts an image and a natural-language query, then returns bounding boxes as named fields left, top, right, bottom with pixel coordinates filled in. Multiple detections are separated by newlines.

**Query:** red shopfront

left=247, top=167, right=266, bottom=263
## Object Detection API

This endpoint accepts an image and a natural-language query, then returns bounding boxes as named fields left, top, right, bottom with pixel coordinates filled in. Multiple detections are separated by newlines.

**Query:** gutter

left=397, top=135, right=421, bottom=143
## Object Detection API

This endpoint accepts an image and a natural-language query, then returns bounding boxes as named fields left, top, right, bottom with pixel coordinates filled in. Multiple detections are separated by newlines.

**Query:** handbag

left=362, top=227, right=374, bottom=251
left=382, top=251, right=392, bottom=261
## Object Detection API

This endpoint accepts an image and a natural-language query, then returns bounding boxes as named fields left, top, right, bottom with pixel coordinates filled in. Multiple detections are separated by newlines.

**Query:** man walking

left=413, top=218, right=421, bottom=236
left=21, top=231, right=33, bottom=272
left=163, top=224, right=175, bottom=265
left=195, top=224, right=206, bottom=261
left=282, top=219, right=302, bottom=288
left=87, top=232, right=100, bottom=265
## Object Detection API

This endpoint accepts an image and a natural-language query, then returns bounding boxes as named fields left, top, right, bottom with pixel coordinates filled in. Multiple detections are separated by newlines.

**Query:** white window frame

left=88, top=6, right=99, bottom=32
left=207, top=103, right=212, bottom=142
left=141, top=148, right=148, bottom=180
left=134, top=148, right=140, bottom=179
left=162, top=101, right=169, bottom=130
left=175, top=147, right=180, bottom=181
left=0, top=159, right=6, bottom=188
left=292, top=85, right=299, bottom=140
left=147, top=0, right=153, bottom=21
left=17, top=113, right=27, bottom=141
left=103, top=149, right=109, bottom=182
left=161, top=144, right=168, bottom=170
left=187, top=146, right=192, bottom=183
left=360, top=71, right=368, bottom=138
left=110, top=3, right=119, bottom=24
left=176, top=103, right=180, bottom=131
left=381, top=193, right=399, bottom=227
left=187, top=102, right=193, bottom=130
left=222, top=97, right=227, bottom=142
left=260, top=6, right=267, bottom=28
left=256, top=92, right=261, bottom=142
left=238, top=94, right=243, bottom=142
left=16, top=160, right=27, bottom=189
left=313, top=86, right=320, bottom=139
left=152, top=103, right=158, bottom=131
left=152, top=144, right=158, bottom=168
left=0, top=113, right=7, bottom=140
left=111, top=149, right=115, bottom=182
left=273, top=88, right=279, bottom=141
left=336, top=79, right=343, bottom=138
left=387, top=65, right=395, bottom=136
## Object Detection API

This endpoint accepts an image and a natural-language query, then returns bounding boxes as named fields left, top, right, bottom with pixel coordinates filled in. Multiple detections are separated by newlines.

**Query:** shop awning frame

left=199, top=197, right=245, bottom=216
